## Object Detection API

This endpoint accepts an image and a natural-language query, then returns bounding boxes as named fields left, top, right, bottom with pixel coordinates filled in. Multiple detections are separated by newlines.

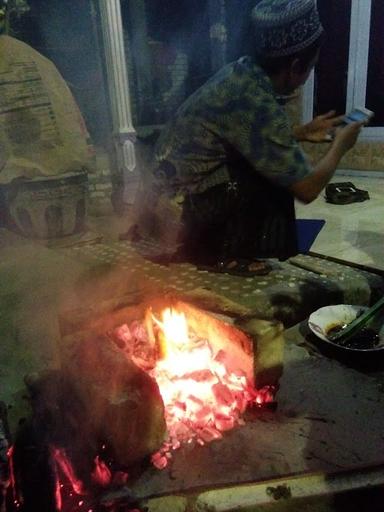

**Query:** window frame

left=302, top=0, right=384, bottom=142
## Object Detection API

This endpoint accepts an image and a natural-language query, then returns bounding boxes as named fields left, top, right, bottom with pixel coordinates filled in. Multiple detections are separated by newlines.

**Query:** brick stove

left=2, top=292, right=284, bottom=511
left=2, top=290, right=384, bottom=512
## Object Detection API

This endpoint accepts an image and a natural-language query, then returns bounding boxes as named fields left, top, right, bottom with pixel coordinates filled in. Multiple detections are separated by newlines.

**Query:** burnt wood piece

left=11, top=419, right=58, bottom=512
left=22, top=370, right=97, bottom=487
left=63, top=334, right=166, bottom=467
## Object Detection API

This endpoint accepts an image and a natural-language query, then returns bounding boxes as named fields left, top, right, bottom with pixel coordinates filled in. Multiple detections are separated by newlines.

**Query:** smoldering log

left=62, top=334, right=166, bottom=467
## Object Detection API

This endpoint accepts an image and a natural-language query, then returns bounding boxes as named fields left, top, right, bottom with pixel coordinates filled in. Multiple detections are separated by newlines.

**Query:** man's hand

left=332, top=120, right=364, bottom=155
left=290, top=120, right=363, bottom=204
left=293, top=110, right=344, bottom=143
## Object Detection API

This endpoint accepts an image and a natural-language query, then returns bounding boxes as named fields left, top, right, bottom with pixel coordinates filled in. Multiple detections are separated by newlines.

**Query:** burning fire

left=142, top=308, right=274, bottom=469
left=155, top=308, right=189, bottom=351
left=4, top=306, right=274, bottom=511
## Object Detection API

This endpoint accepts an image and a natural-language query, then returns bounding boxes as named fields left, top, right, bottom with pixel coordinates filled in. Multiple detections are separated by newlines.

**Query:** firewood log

left=63, top=334, right=166, bottom=466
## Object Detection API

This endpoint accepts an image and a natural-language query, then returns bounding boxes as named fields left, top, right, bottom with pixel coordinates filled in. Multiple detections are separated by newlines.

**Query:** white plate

left=308, top=304, right=384, bottom=352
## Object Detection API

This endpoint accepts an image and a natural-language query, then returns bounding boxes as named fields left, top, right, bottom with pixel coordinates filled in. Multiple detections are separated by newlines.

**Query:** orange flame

left=153, top=308, right=213, bottom=379
left=118, top=306, right=275, bottom=469
left=149, top=306, right=255, bottom=457
left=161, top=308, right=189, bottom=348
left=153, top=307, right=189, bottom=359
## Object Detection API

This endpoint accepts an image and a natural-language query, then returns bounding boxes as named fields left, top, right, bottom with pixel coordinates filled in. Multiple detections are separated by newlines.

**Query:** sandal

left=119, top=224, right=141, bottom=242
left=197, top=258, right=272, bottom=277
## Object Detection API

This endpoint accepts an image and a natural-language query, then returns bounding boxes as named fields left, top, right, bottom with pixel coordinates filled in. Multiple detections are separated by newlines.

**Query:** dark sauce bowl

left=326, top=325, right=381, bottom=351
left=309, top=305, right=384, bottom=354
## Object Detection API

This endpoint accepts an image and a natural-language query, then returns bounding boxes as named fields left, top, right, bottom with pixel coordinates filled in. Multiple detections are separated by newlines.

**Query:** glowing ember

left=53, top=471, right=63, bottom=512
left=51, top=447, right=86, bottom=497
left=91, top=456, right=112, bottom=487
left=7, top=445, right=22, bottom=509
left=115, top=307, right=275, bottom=470
left=50, top=448, right=125, bottom=511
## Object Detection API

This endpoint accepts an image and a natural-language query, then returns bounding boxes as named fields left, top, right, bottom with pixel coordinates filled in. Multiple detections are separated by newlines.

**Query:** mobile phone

left=342, top=107, right=374, bottom=125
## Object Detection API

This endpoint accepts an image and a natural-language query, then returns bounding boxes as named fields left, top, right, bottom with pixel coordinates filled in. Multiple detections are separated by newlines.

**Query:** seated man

left=129, top=0, right=363, bottom=276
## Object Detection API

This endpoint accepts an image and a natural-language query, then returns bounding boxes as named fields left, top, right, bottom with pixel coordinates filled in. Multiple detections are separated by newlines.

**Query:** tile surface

left=295, top=173, right=384, bottom=270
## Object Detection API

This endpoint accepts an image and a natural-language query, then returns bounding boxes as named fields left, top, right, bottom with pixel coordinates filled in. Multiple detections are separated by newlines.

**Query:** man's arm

left=292, top=110, right=344, bottom=143
left=290, top=121, right=363, bottom=203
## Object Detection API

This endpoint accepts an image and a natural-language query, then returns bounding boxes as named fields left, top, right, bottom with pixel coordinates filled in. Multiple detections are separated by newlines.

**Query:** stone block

left=145, top=496, right=188, bottom=512
left=236, top=318, right=284, bottom=389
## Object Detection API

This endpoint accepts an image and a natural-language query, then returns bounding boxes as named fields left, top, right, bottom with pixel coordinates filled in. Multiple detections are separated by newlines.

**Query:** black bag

left=325, top=182, right=370, bottom=205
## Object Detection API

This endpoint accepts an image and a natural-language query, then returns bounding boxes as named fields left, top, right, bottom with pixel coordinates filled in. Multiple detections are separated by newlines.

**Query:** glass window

left=225, top=0, right=256, bottom=61
left=314, top=0, right=352, bottom=116
left=366, top=0, right=384, bottom=127
left=122, top=0, right=211, bottom=125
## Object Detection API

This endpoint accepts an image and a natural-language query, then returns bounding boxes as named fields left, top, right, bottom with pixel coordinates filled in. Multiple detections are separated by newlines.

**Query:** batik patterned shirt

left=154, top=56, right=312, bottom=196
